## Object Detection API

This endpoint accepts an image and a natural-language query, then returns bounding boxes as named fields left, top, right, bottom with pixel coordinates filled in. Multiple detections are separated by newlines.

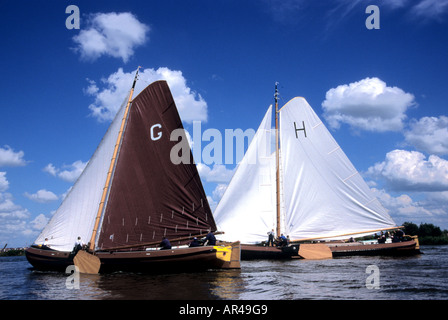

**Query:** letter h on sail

left=294, top=121, right=307, bottom=138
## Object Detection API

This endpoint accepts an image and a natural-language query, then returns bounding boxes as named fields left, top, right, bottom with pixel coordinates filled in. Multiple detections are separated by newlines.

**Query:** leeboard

left=73, top=250, right=101, bottom=274
left=298, top=243, right=333, bottom=259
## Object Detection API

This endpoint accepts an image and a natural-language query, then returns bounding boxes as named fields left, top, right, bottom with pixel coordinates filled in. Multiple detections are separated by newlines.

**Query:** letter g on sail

left=150, top=124, right=162, bottom=141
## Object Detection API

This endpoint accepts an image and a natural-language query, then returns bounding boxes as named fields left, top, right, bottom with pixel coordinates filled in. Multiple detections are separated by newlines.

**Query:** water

left=1, top=246, right=447, bottom=300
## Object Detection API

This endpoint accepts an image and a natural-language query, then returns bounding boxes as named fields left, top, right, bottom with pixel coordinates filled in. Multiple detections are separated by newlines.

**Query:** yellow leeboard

left=214, top=245, right=232, bottom=262
left=214, top=242, right=241, bottom=269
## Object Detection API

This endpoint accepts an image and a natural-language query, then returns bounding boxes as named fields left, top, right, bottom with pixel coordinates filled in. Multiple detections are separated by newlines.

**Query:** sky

left=1, top=0, right=448, bottom=248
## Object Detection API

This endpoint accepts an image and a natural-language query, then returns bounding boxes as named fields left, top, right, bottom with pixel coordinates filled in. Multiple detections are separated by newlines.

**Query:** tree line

left=403, top=222, right=448, bottom=245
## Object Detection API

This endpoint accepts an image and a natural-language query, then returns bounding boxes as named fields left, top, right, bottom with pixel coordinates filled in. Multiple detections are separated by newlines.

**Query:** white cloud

left=0, top=172, right=9, bottom=192
left=367, top=149, right=448, bottom=191
left=86, top=67, right=208, bottom=123
left=43, top=163, right=57, bottom=176
left=423, top=192, right=448, bottom=217
left=212, top=183, right=228, bottom=200
left=404, top=116, right=448, bottom=155
left=411, top=0, right=448, bottom=20
left=372, top=188, right=448, bottom=229
left=207, top=183, right=229, bottom=213
left=207, top=195, right=218, bottom=212
left=0, top=192, right=33, bottom=245
left=197, top=163, right=235, bottom=183
left=0, top=192, right=16, bottom=212
left=0, top=175, right=53, bottom=245
left=381, top=0, right=410, bottom=9
left=24, top=189, right=59, bottom=203
left=322, top=77, right=415, bottom=132
left=58, top=161, right=87, bottom=182
left=72, top=12, right=149, bottom=62
left=30, top=213, right=49, bottom=231
left=262, top=0, right=305, bottom=23
left=326, top=0, right=448, bottom=22
left=373, top=188, right=431, bottom=217
left=0, top=145, right=27, bottom=167
left=43, top=160, right=87, bottom=183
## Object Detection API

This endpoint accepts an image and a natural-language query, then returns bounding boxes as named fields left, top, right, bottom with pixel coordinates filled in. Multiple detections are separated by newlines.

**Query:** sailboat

left=214, top=83, right=419, bottom=259
left=26, top=68, right=240, bottom=273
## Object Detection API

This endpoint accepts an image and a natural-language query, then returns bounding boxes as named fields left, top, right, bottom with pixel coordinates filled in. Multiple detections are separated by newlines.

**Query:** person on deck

left=267, top=229, right=275, bottom=246
left=42, top=238, right=50, bottom=249
left=73, top=236, right=85, bottom=253
left=278, top=234, right=288, bottom=247
left=204, top=231, right=216, bottom=246
left=189, top=237, right=201, bottom=247
left=159, top=237, right=172, bottom=250
left=393, top=229, right=405, bottom=242
left=378, top=231, right=386, bottom=244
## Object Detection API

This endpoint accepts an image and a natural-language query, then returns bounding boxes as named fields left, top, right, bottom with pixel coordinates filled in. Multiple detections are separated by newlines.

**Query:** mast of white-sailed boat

left=274, top=82, right=281, bottom=238
left=88, top=66, right=141, bottom=252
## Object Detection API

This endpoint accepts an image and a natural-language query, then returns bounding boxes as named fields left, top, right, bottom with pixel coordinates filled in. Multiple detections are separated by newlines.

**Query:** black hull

left=241, top=244, right=299, bottom=260
left=240, top=240, right=420, bottom=260
left=328, top=240, right=420, bottom=257
left=25, top=247, right=75, bottom=272
left=96, top=248, right=226, bottom=273
left=26, top=244, right=240, bottom=274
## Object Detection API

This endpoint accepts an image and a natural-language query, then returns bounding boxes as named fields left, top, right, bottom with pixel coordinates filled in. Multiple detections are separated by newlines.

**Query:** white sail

left=34, top=96, right=129, bottom=252
left=279, top=97, right=396, bottom=240
left=214, top=106, right=276, bottom=244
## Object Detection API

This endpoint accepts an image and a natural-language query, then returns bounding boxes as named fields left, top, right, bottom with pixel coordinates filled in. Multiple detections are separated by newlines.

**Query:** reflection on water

left=94, top=269, right=245, bottom=300
left=13, top=267, right=246, bottom=300
left=2, top=246, right=448, bottom=300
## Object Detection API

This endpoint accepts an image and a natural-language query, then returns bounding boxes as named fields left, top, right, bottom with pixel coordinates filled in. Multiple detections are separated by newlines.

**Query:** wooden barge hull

left=327, top=240, right=420, bottom=257
left=240, top=244, right=299, bottom=260
left=25, top=246, right=75, bottom=272
left=25, top=243, right=240, bottom=273
left=240, top=240, right=420, bottom=260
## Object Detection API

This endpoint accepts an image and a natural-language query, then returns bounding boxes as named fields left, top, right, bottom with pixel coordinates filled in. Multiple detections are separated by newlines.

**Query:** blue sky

left=1, top=0, right=448, bottom=247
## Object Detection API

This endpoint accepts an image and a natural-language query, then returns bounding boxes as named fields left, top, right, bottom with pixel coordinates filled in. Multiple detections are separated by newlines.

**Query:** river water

left=1, top=245, right=447, bottom=301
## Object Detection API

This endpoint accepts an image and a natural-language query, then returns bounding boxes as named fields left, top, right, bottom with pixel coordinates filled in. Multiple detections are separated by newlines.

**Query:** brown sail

left=97, top=80, right=215, bottom=250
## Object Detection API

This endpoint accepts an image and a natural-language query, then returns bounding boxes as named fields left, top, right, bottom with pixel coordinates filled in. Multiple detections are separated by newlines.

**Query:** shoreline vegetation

left=0, top=248, right=25, bottom=256
left=1, top=222, right=447, bottom=257
left=402, top=222, right=448, bottom=245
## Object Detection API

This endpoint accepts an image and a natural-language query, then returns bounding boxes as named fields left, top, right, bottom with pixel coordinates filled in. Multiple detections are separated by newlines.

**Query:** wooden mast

left=274, top=82, right=281, bottom=238
left=88, top=67, right=140, bottom=252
